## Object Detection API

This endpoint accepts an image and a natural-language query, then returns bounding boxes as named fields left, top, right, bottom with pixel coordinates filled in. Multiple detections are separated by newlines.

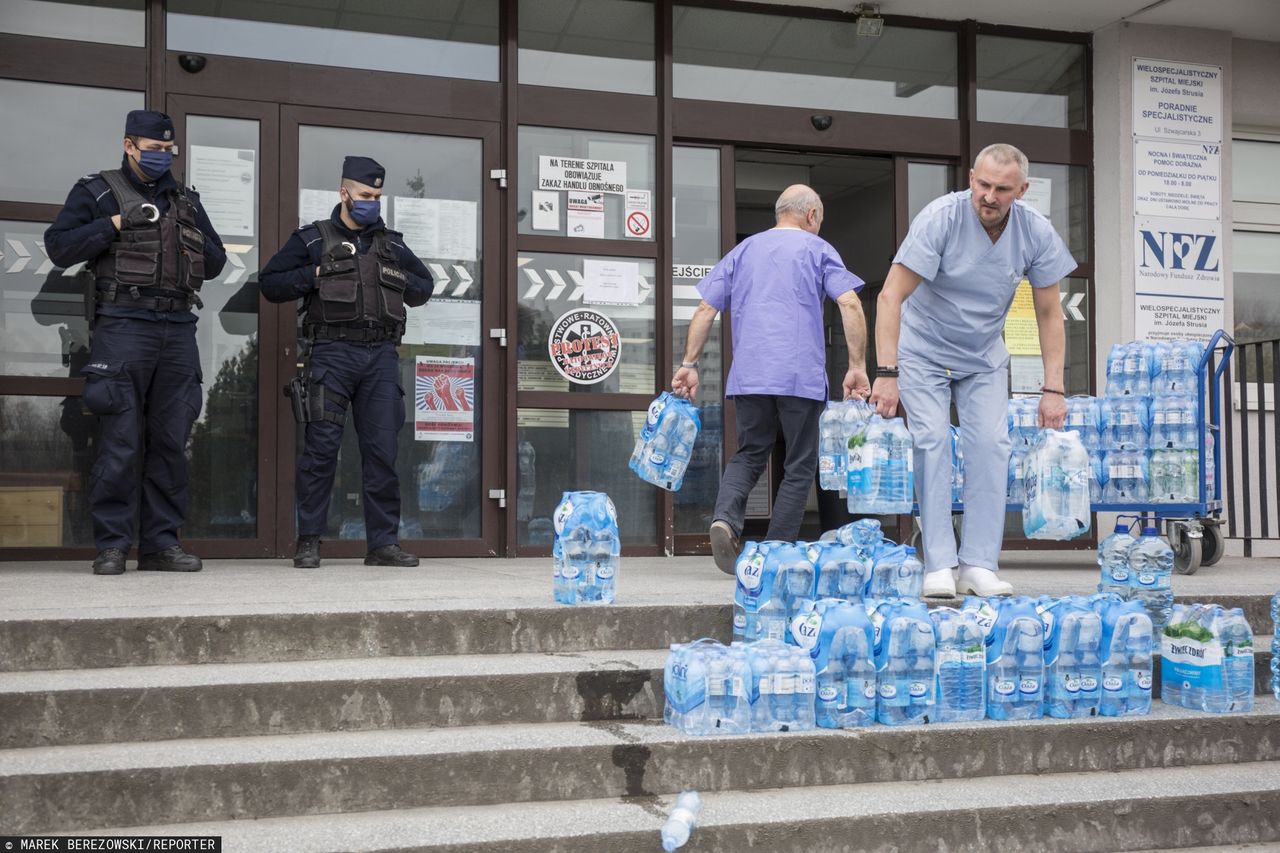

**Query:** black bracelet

left=876, top=366, right=900, bottom=378
left=1040, top=387, right=1064, bottom=396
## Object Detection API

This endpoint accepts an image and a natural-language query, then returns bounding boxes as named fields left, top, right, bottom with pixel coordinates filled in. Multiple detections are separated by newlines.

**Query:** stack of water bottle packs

left=630, top=392, right=701, bottom=491
left=551, top=490, right=620, bottom=605
left=1006, top=338, right=1213, bottom=508
left=817, top=400, right=914, bottom=514
left=664, top=519, right=1170, bottom=736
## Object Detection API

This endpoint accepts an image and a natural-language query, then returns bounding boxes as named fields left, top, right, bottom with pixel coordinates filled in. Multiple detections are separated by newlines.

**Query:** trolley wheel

left=1200, top=522, right=1225, bottom=567
left=1172, top=532, right=1203, bottom=575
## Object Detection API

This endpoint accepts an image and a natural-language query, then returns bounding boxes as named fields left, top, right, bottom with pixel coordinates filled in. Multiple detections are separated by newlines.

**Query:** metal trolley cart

left=909, top=330, right=1235, bottom=576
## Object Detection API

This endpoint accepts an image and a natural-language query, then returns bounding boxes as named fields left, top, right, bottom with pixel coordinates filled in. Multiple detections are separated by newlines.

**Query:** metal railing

left=1214, top=336, right=1280, bottom=555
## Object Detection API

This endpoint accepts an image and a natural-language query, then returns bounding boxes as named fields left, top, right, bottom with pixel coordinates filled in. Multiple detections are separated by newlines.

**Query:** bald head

left=775, top=184, right=823, bottom=234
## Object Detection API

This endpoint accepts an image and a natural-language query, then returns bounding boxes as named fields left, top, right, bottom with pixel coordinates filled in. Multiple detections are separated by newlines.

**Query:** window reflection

left=0, top=220, right=91, bottom=379
left=0, top=396, right=98, bottom=548
left=907, top=162, right=954, bottom=223
left=167, top=0, right=499, bottom=81
left=519, top=0, right=655, bottom=95
left=517, top=408, right=657, bottom=547
left=977, top=36, right=1087, bottom=129
left=0, top=80, right=143, bottom=205
left=674, top=7, right=958, bottom=119
left=0, top=0, right=144, bottom=46
left=672, top=146, right=722, bottom=535
left=1027, top=162, right=1089, bottom=263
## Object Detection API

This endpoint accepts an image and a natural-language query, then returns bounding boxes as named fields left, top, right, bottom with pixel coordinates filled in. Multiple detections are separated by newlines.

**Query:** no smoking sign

left=626, top=210, right=650, bottom=238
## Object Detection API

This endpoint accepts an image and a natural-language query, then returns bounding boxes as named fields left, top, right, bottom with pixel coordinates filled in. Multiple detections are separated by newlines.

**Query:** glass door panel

left=293, top=122, right=491, bottom=546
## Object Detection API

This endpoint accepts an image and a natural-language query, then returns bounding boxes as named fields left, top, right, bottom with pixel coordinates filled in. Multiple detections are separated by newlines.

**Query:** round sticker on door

left=547, top=308, right=622, bottom=384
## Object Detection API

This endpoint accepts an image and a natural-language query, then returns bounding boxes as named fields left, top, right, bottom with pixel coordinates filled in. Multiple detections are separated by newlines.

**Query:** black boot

left=294, top=535, right=321, bottom=569
left=364, top=544, right=419, bottom=567
left=92, top=548, right=127, bottom=576
left=137, top=545, right=203, bottom=572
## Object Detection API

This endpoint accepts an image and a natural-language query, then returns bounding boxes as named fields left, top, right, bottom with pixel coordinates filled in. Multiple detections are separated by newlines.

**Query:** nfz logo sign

left=1138, top=227, right=1220, bottom=273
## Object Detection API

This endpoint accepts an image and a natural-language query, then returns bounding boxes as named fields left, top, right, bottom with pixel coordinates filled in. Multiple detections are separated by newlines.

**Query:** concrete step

left=0, top=603, right=733, bottom=672
left=2, top=592, right=1271, bottom=673
left=0, top=650, right=666, bottom=748
left=77, top=760, right=1280, bottom=852
left=4, top=641, right=1272, bottom=749
left=4, top=699, right=1277, bottom=835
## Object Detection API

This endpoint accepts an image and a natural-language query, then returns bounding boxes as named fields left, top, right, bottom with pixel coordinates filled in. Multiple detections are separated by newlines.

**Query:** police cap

left=342, top=156, right=385, bottom=189
left=125, top=110, right=174, bottom=142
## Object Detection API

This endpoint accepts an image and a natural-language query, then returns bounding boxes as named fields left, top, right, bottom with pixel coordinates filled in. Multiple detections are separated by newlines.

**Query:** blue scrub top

left=893, top=190, right=1078, bottom=373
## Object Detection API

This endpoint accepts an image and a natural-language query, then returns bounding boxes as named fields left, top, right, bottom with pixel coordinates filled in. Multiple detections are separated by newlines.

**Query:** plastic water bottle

left=795, top=649, right=817, bottom=729
left=1105, top=396, right=1150, bottom=451
left=1076, top=611, right=1103, bottom=714
left=1099, top=615, right=1130, bottom=716
left=988, top=603, right=1044, bottom=721
left=732, top=543, right=759, bottom=642
left=950, top=426, right=965, bottom=504
left=589, top=527, right=619, bottom=605
left=869, top=417, right=914, bottom=515
left=1102, top=449, right=1149, bottom=503
left=931, top=607, right=985, bottom=722
left=843, top=629, right=878, bottom=726
left=1272, top=592, right=1280, bottom=702
left=1096, top=520, right=1138, bottom=597
left=819, top=402, right=847, bottom=492
left=1007, top=450, right=1028, bottom=504
left=829, top=546, right=871, bottom=602
left=1065, top=395, right=1101, bottom=450
left=1223, top=608, right=1255, bottom=713
left=561, top=526, right=591, bottom=605
left=661, top=791, right=702, bottom=852
left=630, top=393, right=701, bottom=491
left=774, top=545, right=816, bottom=636
left=1023, top=430, right=1091, bottom=540
left=1129, top=526, right=1174, bottom=636
left=1105, top=343, right=1127, bottom=397
left=1089, top=452, right=1106, bottom=503
left=845, top=415, right=876, bottom=513
left=1126, top=616, right=1154, bottom=715
left=869, top=545, right=922, bottom=599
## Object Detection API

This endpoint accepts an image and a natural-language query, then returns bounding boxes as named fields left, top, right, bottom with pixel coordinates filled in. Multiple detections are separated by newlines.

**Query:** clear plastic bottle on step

left=661, top=790, right=702, bottom=852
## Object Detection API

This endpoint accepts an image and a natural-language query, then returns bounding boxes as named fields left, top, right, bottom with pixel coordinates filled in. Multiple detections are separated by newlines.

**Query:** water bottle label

left=792, top=612, right=822, bottom=651
left=963, top=651, right=985, bottom=664
left=1080, top=676, right=1099, bottom=692
left=819, top=457, right=836, bottom=474
left=731, top=676, right=745, bottom=697
left=818, top=685, right=839, bottom=702
left=1103, top=676, right=1124, bottom=692
left=1136, top=572, right=1156, bottom=587
left=1109, top=567, right=1130, bottom=583
left=766, top=621, right=785, bottom=641
left=562, top=563, right=581, bottom=580
left=733, top=612, right=746, bottom=629
left=1019, top=678, right=1040, bottom=696
left=775, top=674, right=795, bottom=695
left=709, top=678, right=726, bottom=696
left=736, top=553, right=765, bottom=591
left=759, top=676, right=774, bottom=696
left=878, top=683, right=897, bottom=699
left=553, top=500, right=574, bottom=535
left=909, top=681, right=929, bottom=699
left=938, top=650, right=962, bottom=665
left=1118, top=412, right=1139, bottom=426
left=648, top=450, right=667, bottom=466
left=1136, top=673, right=1153, bottom=690
left=994, top=679, right=1016, bottom=696
left=1153, top=411, right=1168, bottom=425
left=595, top=563, right=615, bottom=580
left=1063, top=675, right=1081, bottom=694
left=798, top=674, right=815, bottom=694
left=1068, top=413, right=1087, bottom=426
left=863, top=681, right=877, bottom=700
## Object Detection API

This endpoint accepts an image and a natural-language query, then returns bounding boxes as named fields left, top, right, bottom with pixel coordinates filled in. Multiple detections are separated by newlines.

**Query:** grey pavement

left=1, top=550, right=1276, bottom=620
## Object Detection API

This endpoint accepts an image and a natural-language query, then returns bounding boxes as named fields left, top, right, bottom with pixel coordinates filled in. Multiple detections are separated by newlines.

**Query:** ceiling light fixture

left=853, top=3, right=884, bottom=37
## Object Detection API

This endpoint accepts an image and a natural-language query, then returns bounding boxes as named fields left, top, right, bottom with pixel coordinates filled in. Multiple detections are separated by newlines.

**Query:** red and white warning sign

left=624, top=189, right=651, bottom=239
left=547, top=308, right=622, bottom=384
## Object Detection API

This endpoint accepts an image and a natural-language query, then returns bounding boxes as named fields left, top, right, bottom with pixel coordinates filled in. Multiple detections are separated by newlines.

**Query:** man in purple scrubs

left=673, top=184, right=870, bottom=573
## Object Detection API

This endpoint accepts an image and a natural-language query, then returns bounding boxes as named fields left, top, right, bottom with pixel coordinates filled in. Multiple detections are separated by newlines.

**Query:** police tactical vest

left=93, top=169, right=207, bottom=303
left=303, top=219, right=409, bottom=342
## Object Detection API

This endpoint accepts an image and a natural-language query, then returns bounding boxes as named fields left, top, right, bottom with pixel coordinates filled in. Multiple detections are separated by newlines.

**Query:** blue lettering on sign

left=797, top=622, right=818, bottom=639
left=1139, top=230, right=1220, bottom=272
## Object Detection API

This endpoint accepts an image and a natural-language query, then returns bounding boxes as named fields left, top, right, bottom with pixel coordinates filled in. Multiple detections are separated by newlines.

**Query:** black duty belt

left=308, top=324, right=399, bottom=343
left=98, top=287, right=191, bottom=313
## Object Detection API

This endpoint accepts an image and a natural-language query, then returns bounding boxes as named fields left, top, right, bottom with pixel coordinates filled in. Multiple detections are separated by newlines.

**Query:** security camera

left=178, top=54, right=207, bottom=74
left=810, top=114, right=833, bottom=131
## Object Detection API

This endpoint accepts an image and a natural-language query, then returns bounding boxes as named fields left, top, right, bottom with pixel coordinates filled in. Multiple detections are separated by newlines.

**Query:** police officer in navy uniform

left=260, top=156, right=432, bottom=569
left=45, top=110, right=227, bottom=576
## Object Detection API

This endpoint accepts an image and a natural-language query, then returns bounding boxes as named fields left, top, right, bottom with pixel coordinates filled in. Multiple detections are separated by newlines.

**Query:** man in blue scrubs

left=871, top=144, right=1077, bottom=597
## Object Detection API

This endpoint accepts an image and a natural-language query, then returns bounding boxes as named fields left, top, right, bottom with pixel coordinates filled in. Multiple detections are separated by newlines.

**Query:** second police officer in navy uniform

left=45, top=110, right=227, bottom=576
left=260, top=156, right=432, bottom=569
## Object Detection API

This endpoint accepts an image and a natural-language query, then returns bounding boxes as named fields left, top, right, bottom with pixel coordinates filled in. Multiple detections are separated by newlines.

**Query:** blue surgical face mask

left=135, top=149, right=173, bottom=179
left=348, top=198, right=381, bottom=226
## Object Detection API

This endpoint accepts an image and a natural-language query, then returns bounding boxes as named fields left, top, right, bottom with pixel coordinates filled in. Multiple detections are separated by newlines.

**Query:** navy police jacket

left=259, top=205, right=433, bottom=307
left=44, top=156, right=227, bottom=322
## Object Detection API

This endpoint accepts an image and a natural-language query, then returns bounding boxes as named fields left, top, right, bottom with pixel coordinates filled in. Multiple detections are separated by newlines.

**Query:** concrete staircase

left=1, top=588, right=1277, bottom=851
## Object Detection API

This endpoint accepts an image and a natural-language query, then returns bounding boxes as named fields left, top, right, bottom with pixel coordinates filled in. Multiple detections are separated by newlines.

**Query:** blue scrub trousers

left=898, top=356, right=1011, bottom=573
left=296, top=341, right=405, bottom=549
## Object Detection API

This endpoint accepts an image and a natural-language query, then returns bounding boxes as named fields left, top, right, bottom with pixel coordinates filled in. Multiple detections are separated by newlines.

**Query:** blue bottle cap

left=1142, top=526, right=1160, bottom=537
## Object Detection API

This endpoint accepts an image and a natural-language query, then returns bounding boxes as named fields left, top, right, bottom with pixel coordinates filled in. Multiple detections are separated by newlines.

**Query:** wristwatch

left=680, top=361, right=699, bottom=369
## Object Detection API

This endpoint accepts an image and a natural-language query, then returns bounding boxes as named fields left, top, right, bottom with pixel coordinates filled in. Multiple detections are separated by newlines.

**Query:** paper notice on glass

left=1001, top=280, right=1040, bottom=356
left=538, top=156, right=627, bottom=194
left=531, top=190, right=560, bottom=231
left=566, top=191, right=604, bottom=239
left=394, top=197, right=477, bottom=261
left=415, top=356, right=475, bottom=442
left=623, top=189, right=651, bottom=239
left=517, top=408, right=570, bottom=429
left=583, top=258, right=640, bottom=305
left=1023, top=177, right=1052, bottom=218
left=402, top=299, right=480, bottom=347
left=189, top=145, right=255, bottom=237
left=1009, top=356, right=1044, bottom=394
left=299, top=188, right=336, bottom=227
left=518, top=361, right=570, bottom=392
